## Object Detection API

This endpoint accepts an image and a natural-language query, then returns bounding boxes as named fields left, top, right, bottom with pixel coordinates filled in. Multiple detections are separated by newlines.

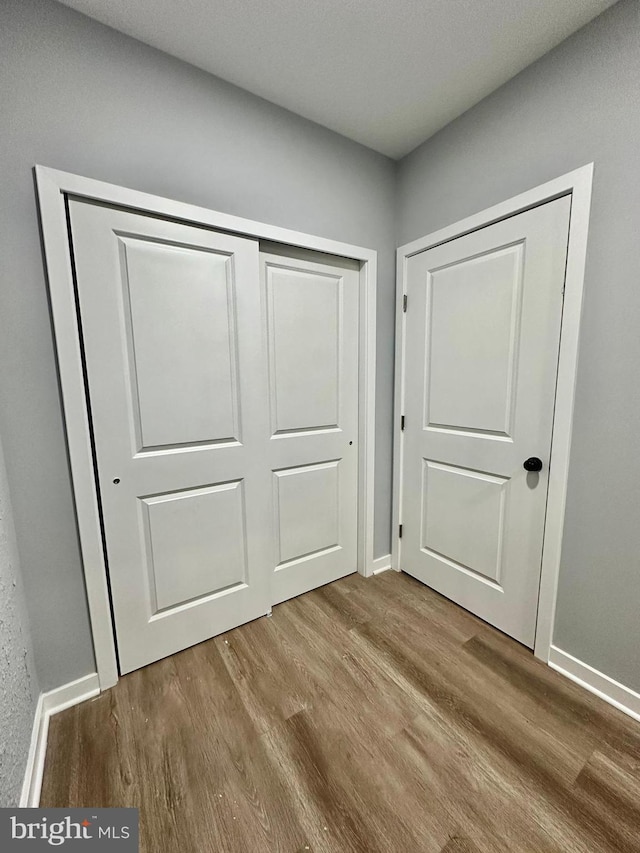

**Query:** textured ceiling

left=57, top=0, right=617, bottom=159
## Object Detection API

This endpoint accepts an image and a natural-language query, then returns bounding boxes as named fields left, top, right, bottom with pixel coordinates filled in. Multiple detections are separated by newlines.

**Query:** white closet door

left=261, top=250, right=359, bottom=604
left=400, top=197, right=571, bottom=647
left=68, top=200, right=271, bottom=674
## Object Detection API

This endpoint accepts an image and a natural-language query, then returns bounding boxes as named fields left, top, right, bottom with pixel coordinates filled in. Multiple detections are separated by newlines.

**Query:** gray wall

left=398, top=0, right=640, bottom=691
left=0, top=0, right=396, bottom=691
left=0, top=433, right=39, bottom=806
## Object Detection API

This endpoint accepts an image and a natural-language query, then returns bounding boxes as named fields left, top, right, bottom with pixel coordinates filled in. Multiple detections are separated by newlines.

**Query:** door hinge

left=398, top=524, right=403, bottom=539
left=401, top=415, right=405, bottom=431
left=403, top=293, right=408, bottom=312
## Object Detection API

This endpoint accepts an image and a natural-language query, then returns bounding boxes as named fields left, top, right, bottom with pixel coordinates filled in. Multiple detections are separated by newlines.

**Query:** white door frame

left=35, top=165, right=378, bottom=691
left=392, top=164, right=594, bottom=663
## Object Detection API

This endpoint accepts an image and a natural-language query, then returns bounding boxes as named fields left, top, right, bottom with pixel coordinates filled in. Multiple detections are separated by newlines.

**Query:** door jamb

left=392, top=163, right=593, bottom=663
left=35, top=165, right=378, bottom=691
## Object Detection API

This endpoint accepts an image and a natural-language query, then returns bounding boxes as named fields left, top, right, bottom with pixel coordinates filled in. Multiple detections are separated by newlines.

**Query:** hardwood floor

left=41, top=571, right=640, bottom=852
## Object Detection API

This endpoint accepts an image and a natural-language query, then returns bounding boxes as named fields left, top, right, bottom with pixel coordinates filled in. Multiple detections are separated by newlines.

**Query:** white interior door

left=400, top=196, right=571, bottom=647
left=68, top=200, right=272, bottom=674
left=261, top=249, right=359, bottom=604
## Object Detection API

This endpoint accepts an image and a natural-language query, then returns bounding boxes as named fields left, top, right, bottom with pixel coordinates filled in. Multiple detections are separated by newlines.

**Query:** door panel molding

left=392, top=164, right=594, bottom=663
left=35, top=166, right=377, bottom=691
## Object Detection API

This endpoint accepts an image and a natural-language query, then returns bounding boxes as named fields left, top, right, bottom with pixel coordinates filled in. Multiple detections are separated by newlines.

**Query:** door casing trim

left=392, top=163, right=594, bottom=663
left=35, top=165, right=378, bottom=690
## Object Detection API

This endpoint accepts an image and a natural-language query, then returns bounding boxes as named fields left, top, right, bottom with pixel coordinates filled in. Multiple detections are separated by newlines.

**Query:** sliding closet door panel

left=69, top=200, right=271, bottom=674
left=261, top=251, right=359, bottom=604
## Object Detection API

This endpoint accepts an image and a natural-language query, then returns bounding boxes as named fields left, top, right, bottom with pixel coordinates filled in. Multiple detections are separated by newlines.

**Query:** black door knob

left=523, top=457, right=543, bottom=472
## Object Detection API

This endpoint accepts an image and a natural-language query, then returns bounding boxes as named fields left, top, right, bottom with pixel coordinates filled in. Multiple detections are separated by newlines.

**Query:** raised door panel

left=421, top=460, right=508, bottom=586
left=121, top=237, right=239, bottom=451
left=266, top=265, right=341, bottom=435
left=142, top=480, right=247, bottom=613
left=274, top=461, right=340, bottom=567
left=426, top=245, right=523, bottom=436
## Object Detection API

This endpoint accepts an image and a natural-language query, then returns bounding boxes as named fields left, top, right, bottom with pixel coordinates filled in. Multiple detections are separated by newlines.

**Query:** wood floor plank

left=213, top=614, right=312, bottom=733
left=572, top=746, right=640, bottom=848
left=271, top=593, right=422, bottom=737
left=41, top=571, right=640, bottom=852
left=260, top=706, right=447, bottom=853
left=357, top=616, right=640, bottom=851
left=464, top=629, right=640, bottom=752
left=440, top=836, right=482, bottom=853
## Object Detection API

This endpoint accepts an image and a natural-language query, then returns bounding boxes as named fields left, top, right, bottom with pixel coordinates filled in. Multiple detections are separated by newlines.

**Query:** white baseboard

left=41, top=673, right=101, bottom=718
left=371, top=554, right=392, bottom=575
left=20, top=673, right=100, bottom=807
left=548, top=645, right=640, bottom=724
left=19, top=691, right=46, bottom=808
